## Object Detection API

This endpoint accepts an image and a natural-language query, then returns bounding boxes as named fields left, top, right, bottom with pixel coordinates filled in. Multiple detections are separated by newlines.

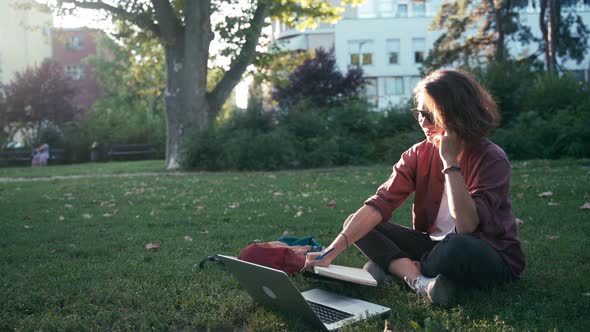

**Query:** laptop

left=218, top=254, right=390, bottom=331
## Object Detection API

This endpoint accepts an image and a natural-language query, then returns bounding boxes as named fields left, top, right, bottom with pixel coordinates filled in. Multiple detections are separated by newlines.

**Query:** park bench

left=108, top=143, right=157, bottom=160
left=0, top=149, right=31, bottom=166
left=49, top=148, right=65, bottom=164
left=0, top=148, right=65, bottom=166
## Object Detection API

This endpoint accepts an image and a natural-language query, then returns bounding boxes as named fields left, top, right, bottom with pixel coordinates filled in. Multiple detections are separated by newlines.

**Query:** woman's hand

left=304, top=248, right=337, bottom=269
left=439, top=130, right=462, bottom=166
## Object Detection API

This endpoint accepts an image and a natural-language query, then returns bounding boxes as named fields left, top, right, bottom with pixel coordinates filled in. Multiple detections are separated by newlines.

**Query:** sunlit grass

left=1, top=160, right=589, bottom=330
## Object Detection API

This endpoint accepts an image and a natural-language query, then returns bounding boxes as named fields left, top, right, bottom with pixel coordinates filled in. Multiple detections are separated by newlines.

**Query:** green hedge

left=181, top=100, right=423, bottom=171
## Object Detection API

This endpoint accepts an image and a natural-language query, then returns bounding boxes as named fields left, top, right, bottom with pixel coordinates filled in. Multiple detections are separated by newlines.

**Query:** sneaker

left=363, top=260, right=395, bottom=284
left=404, top=274, right=453, bottom=307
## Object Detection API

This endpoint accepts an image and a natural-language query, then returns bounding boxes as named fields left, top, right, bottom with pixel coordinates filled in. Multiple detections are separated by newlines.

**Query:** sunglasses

left=411, top=107, right=434, bottom=124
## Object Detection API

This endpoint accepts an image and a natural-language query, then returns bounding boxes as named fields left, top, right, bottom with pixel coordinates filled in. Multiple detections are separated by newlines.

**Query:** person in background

left=304, top=69, right=525, bottom=307
left=32, top=143, right=50, bottom=166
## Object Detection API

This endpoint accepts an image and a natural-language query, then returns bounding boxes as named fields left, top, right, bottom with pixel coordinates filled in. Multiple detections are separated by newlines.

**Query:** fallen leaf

left=537, top=191, right=553, bottom=198
left=197, top=230, right=209, bottom=234
left=196, top=206, right=204, bottom=210
left=82, top=213, right=92, bottom=219
left=283, top=230, right=289, bottom=235
left=229, top=202, right=240, bottom=209
left=102, top=213, right=112, bottom=218
left=144, top=241, right=160, bottom=250
left=24, top=225, right=32, bottom=229
left=516, top=193, right=524, bottom=199
left=295, top=211, right=304, bottom=217
left=547, top=202, right=560, bottom=206
left=59, top=216, right=65, bottom=221
left=326, top=200, right=337, bottom=208
left=184, top=236, right=193, bottom=242
left=580, top=202, right=590, bottom=210
left=64, top=204, right=73, bottom=209
left=515, top=217, right=524, bottom=225
left=547, top=235, right=559, bottom=240
left=273, top=192, right=284, bottom=197
left=128, top=201, right=134, bottom=206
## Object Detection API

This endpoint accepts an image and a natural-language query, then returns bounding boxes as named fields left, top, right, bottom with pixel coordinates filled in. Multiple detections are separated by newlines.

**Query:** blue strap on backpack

left=277, top=236, right=323, bottom=253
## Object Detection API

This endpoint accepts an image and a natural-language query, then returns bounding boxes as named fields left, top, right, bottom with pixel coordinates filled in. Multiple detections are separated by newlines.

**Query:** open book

left=306, top=264, right=378, bottom=287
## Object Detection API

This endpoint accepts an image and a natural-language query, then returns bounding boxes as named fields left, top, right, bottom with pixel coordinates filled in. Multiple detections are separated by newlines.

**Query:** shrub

left=475, top=61, right=535, bottom=125
left=492, top=102, right=590, bottom=160
left=35, top=123, right=66, bottom=149
left=62, top=103, right=165, bottom=163
left=223, top=129, right=297, bottom=170
left=525, top=73, right=585, bottom=116
left=182, top=98, right=430, bottom=171
left=272, top=48, right=364, bottom=109
left=375, top=107, right=419, bottom=138
left=373, top=131, right=424, bottom=163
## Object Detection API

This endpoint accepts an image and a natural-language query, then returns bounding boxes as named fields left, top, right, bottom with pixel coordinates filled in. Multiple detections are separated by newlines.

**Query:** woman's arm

left=304, top=205, right=382, bottom=268
left=440, top=131, right=479, bottom=234
left=443, top=168, right=479, bottom=233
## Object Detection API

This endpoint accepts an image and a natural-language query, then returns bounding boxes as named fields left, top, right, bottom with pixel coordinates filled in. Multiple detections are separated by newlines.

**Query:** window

left=412, top=0, right=426, bottom=17
left=66, top=36, right=84, bottom=51
left=378, top=0, right=395, bottom=17
left=413, top=38, right=426, bottom=63
left=386, top=39, right=400, bottom=65
left=384, top=77, right=404, bottom=96
left=565, top=69, right=587, bottom=82
left=397, top=4, right=408, bottom=17
left=364, top=78, right=378, bottom=108
left=64, top=64, right=85, bottom=80
left=409, top=76, right=422, bottom=94
left=348, top=40, right=374, bottom=66
left=358, top=0, right=376, bottom=18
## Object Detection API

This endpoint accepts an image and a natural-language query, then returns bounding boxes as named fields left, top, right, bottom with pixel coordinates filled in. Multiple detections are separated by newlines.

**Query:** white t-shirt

left=429, top=182, right=456, bottom=241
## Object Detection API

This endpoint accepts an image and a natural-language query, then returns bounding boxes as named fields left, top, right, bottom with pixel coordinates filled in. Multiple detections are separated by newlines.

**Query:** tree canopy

left=425, top=0, right=589, bottom=74
left=0, top=59, right=76, bottom=147
left=272, top=48, right=364, bottom=109
left=52, top=0, right=363, bottom=169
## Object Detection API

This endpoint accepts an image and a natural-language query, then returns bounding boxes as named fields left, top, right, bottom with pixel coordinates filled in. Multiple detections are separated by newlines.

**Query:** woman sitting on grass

left=304, top=69, right=526, bottom=306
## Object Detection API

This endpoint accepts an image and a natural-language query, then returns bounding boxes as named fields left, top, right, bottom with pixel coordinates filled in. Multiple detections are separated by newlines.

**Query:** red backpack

left=238, top=241, right=309, bottom=275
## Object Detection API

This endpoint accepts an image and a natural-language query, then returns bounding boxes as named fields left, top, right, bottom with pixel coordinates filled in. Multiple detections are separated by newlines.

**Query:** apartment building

left=52, top=28, right=106, bottom=110
left=0, top=0, right=53, bottom=85
left=272, top=0, right=590, bottom=110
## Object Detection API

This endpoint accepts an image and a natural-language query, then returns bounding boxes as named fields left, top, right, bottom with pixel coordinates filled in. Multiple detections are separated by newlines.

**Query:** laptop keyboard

left=307, top=300, right=354, bottom=324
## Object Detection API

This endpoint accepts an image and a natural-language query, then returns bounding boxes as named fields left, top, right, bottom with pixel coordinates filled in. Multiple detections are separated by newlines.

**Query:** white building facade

left=0, top=0, right=53, bottom=85
left=272, top=0, right=590, bottom=110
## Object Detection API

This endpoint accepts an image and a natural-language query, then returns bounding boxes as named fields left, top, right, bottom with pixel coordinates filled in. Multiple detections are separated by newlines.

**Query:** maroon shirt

left=365, top=138, right=526, bottom=278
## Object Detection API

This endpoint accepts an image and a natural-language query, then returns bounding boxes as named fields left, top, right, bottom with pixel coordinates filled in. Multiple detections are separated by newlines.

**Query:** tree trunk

left=159, top=0, right=212, bottom=170
left=162, top=43, right=210, bottom=170
left=541, top=0, right=560, bottom=74
left=486, top=0, right=506, bottom=61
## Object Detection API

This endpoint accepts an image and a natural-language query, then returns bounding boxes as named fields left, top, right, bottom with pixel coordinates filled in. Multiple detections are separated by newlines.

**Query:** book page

left=313, top=264, right=377, bottom=286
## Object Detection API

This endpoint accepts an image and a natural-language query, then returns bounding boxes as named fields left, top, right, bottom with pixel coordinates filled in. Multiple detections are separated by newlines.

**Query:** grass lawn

left=1, top=159, right=589, bottom=331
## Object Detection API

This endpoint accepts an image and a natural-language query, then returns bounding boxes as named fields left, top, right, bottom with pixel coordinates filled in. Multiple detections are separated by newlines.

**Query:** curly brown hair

left=414, top=69, right=500, bottom=144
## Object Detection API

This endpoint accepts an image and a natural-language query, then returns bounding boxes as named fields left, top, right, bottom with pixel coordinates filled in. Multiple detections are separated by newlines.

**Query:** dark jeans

left=355, top=222, right=513, bottom=288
